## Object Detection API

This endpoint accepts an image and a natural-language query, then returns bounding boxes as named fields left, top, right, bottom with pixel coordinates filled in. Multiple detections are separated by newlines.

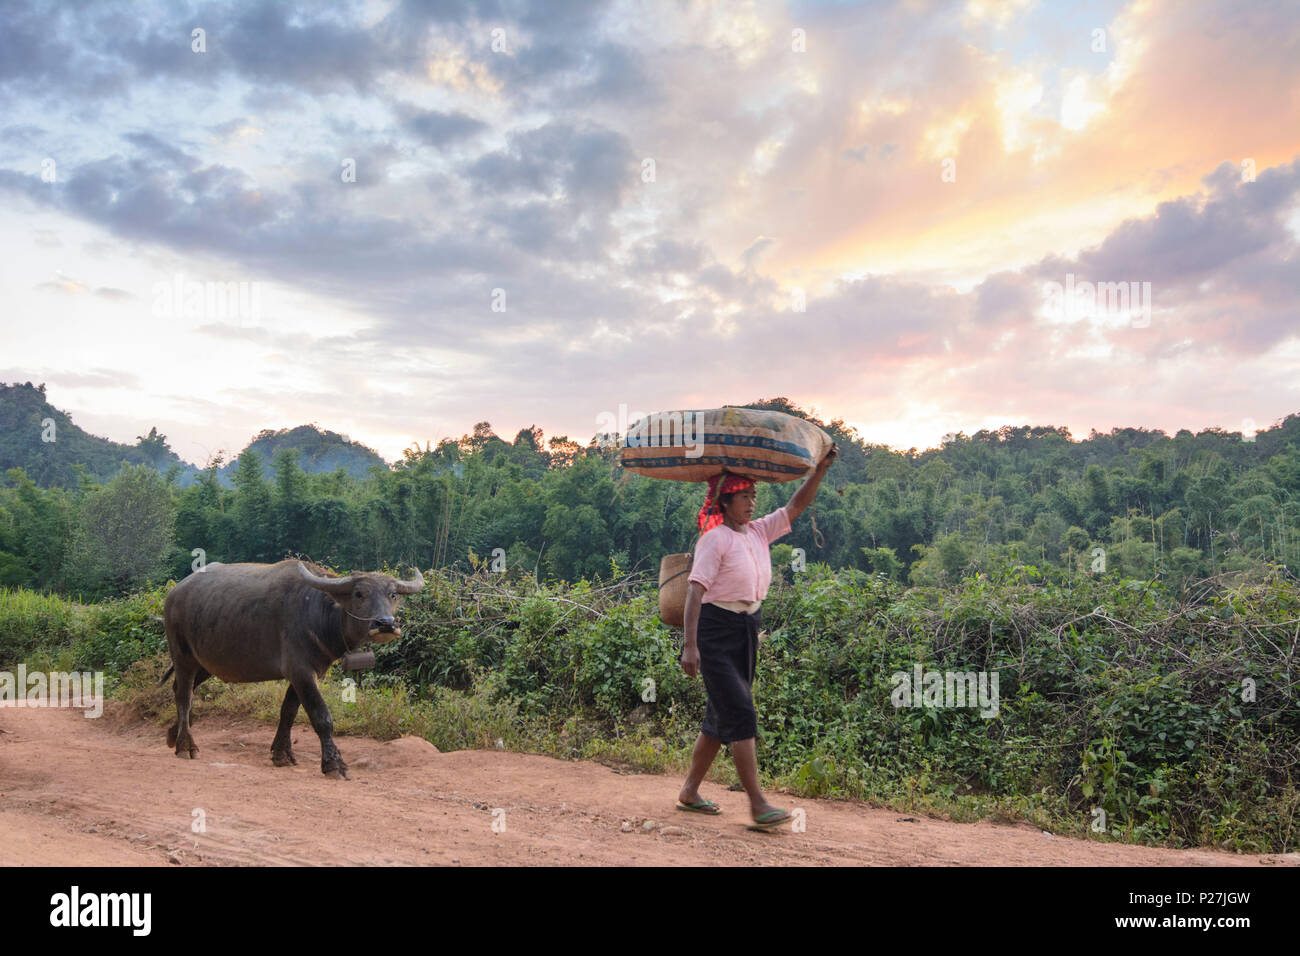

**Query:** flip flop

left=676, top=799, right=722, bottom=815
left=747, top=809, right=792, bottom=831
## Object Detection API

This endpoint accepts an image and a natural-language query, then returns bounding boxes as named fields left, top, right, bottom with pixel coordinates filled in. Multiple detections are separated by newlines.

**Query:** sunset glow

left=0, top=0, right=1296, bottom=462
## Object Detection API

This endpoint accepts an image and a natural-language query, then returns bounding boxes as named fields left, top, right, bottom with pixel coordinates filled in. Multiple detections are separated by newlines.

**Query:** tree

left=542, top=502, right=613, bottom=581
left=231, top=450, right=273, bottom=562
left=547, top=435, right=581, bottom=470
left=170, top=461, right=225, bottom=577
left=73, top=465, right=174, bottom=594
left=861, top=545, right=903, bottom=581
left=5, top=467, right=72, bottom=591
left=135, top=426, right=172, bottom=466
left=1062, top=525, right=1092, bottom=570
left=272, top=448, right=310, bottom=558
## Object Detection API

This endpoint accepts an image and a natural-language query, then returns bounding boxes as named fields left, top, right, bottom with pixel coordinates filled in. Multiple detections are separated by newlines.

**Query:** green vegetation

left=0, top=381, right=384, bottom=497
left=0, top=587, right=96, bottom=663
left=3, top=385, right=1299, bottom=852
left=238, top=425, right=385, bottom=480
left=0, top=585, right=163, bottom=679
left=0, top=382, right=197, bottom=487
left=4, top=387, right=1300, bottom=604
left=3, top=563, right=1296, bottom=854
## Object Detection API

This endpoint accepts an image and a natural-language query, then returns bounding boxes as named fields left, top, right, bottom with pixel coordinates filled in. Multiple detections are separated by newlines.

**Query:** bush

left=72, top=588, right=168, bottom=680
left=0, top=587, right=95, bottom=665
left=6, top=562, right=1298, bottom=852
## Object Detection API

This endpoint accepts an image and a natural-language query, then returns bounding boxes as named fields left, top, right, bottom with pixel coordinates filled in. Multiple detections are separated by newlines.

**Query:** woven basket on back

left=658, top=551, right=693, bottom=629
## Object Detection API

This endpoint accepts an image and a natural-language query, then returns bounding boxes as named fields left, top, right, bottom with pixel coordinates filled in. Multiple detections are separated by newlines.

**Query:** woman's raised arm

left=786, top=444, right=837, bottom=522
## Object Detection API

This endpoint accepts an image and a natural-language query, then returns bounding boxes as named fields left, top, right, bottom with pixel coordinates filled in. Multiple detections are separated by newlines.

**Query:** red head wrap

left=697, top=473, right=756, bottom=532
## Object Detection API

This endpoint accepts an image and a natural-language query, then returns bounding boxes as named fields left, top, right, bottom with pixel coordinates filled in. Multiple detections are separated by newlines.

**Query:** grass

left=0, top=586, right=95, bottom=665
left=118, top=652, right=546, bottom=756
left=6, top=566, right=1298, bottom=855
left=116, top=652, right=732, bottom=787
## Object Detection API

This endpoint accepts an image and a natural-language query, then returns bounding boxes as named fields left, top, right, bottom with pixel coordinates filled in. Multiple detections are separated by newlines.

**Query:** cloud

left=1025, top=157, right=1300, bottom=355
left=741, top=236, right=777, bottom=271
left=400, top=106, right=487, bottom=145
left=34, top=274, right=88, bottom=295
left=1070, top=159, right=1300, bottom=284
left=0, top=368, right=140, bottom=390
left=973, top=271, right=1035, bottom=328
left=0, top=0, right=1296, bottom=458
left=122, top=131, right=200, bottom=171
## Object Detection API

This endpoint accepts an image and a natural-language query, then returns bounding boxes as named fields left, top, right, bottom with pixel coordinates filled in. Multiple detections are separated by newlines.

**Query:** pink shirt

left=688, top=506, right=792, bottom=604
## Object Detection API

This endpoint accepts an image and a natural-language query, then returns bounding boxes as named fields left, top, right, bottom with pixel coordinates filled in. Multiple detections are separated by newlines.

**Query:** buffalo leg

left=171, top=658, right=201, bottom=759
left=292, top=673, right=347, bottom=779
left=270, top=684, right=300, bottom=767
left=167, top=667, right=211, bottom=748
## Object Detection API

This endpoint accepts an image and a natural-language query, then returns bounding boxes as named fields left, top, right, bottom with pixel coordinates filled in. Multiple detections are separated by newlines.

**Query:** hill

left=0, top=383, right=387, bottom=488
left=219, top=425, right=386, bottom=482
left=0, top=382, right=198, bottom=487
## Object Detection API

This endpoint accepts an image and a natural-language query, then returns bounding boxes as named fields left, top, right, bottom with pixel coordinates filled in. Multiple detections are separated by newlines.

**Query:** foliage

left=5, top=386, right=1300, bottom=852
left=0, top=382, right=199, bottom=487
left=70, top=465, right=175, bottom=595
left=11, top=561, right=1300, bottom=853
left=5, top=387, right=1300, bottom=600
left=0, top=586, right=95, bottom=664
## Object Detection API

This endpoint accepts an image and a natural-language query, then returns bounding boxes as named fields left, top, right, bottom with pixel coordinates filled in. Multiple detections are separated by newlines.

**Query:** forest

left=2, top=383, right=1298, bottom=600
left=3, top=385, right=1298, bottom=851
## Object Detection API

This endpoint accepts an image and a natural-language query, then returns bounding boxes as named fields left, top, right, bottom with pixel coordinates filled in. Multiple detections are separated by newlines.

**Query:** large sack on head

left=619, top=407, right=832, bottom=483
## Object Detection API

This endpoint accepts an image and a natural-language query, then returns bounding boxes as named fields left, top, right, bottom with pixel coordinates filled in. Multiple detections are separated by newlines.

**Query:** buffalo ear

left=393, top=568, right=425, bottom=594
left=297, top=561, right=356, bottom=595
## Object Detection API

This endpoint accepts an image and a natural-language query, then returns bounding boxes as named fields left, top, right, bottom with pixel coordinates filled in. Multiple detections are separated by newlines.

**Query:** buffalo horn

left=297, top=562, right=356, bottom=592
left=393, top=568, right=425, bottom=594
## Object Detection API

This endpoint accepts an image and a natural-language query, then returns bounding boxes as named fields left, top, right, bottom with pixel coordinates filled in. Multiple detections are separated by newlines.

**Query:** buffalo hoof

left=323, top=766, right=349, bottom=780
left=271, top=750, right=297, bottom=767
left=174, top=745, right=199, bottom=760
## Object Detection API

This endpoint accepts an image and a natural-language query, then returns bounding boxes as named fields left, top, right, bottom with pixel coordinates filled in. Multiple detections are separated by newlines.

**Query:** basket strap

left=658, top=564, right=691, bottom=590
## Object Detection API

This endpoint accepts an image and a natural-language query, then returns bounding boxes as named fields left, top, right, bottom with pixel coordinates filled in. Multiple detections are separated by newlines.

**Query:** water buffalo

left=162, top=559, right=424, bottom=778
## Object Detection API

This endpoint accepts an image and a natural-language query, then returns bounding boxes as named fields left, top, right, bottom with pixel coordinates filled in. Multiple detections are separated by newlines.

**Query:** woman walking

left=676, top=444, right=837, bottom=827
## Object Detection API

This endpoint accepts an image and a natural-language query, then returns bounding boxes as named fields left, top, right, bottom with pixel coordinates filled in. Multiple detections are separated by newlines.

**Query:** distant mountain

left=0, top=381, right=199, bottom=487
left=0, top=382, right=388, bottom=488
left=219, top=425, right=386, bottom=483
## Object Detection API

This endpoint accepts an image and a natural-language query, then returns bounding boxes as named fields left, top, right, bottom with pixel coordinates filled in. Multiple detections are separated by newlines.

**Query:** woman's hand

left=788, top=443, right=837, bottom=520
left=681, top=582, right=704, bottom=677
left=680, top=642, right=700, bottom=678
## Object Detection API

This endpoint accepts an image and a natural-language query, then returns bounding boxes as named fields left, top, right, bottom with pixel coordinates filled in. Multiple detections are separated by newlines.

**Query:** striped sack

left=619, top=406, right=831, bottom=483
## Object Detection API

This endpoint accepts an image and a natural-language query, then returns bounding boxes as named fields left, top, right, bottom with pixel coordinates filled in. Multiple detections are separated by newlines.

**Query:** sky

left=1, top=0, right=1297, bottom=466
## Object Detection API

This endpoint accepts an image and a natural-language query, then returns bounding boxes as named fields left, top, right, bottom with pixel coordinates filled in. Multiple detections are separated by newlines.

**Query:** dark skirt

left=697, top=601, right=761, bottom=744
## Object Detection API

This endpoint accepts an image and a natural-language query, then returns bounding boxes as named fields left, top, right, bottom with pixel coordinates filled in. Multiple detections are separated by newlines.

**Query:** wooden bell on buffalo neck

left=339, top=650, right=376, bottom=671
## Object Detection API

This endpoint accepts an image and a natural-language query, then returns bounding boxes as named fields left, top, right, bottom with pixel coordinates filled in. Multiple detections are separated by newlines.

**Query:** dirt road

left=1, top=702, right=1294, bottom=866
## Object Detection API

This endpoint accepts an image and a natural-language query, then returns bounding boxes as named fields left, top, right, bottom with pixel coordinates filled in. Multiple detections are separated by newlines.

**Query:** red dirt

left=1, top=702, right=1296, bottom=867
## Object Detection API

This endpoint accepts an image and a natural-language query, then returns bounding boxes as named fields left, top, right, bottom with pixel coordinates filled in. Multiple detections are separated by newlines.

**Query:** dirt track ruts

left=1, top=702, right=1295, bottom=866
